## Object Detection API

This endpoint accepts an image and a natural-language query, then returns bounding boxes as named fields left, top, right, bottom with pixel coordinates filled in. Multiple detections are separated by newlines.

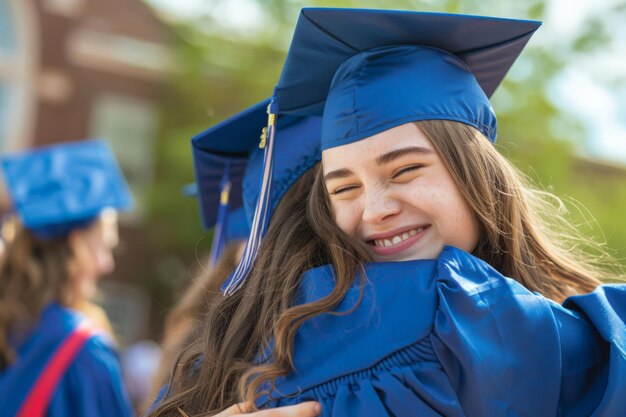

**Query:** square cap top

left=276, top=8, right=541, bottom=115
left=274, top=9, right=541, bottom=149
left=1, top=139, right=133, bottom=238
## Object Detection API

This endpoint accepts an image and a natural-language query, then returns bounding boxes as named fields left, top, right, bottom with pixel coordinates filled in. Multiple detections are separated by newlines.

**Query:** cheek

left=434, top=185, right=480, bottom=249
left=403, top=179, right=448, bottom=213
left=331, top=201, right=362, bottom=236
left=405, top=178, right=479, bottom=244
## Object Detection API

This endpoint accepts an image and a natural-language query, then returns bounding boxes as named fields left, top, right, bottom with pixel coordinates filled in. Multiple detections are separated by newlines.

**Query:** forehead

left=321, top=123, right=434, bottom=170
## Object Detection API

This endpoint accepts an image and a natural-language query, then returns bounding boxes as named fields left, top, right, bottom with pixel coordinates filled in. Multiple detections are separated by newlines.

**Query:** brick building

left=1, top=0, right=172, bottom=344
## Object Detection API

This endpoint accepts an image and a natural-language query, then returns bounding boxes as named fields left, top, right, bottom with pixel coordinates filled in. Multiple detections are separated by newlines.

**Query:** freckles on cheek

left=332, top=203, right=361, bottom=235
left=410, top=182, right=447, bottom=211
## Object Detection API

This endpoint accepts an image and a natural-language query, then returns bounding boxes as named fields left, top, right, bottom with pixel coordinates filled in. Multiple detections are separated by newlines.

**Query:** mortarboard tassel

left=222, top=100, right=278, bottom=295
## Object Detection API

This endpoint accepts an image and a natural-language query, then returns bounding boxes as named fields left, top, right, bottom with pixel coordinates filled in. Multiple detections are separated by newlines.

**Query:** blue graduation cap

left=191, top=100, right=321, bottom=277
left=209, top=206, right=249, bottom=269
left=181, top=181, right=250, bottom=267
left=0, top=139, right=133, bottom=238
left=275, top=8, right=541, bottom=147
left=223, top=8, right=541, bottom=294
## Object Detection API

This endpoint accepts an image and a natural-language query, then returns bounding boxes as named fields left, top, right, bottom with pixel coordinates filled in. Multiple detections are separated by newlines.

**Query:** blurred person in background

left=0, top=139, right=134, bottom=417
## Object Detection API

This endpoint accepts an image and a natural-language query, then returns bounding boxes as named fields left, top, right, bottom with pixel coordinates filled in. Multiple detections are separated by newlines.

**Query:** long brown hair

left=148, top=241, right=245, bottom=407
left=0, top=217, right=75, bottom=370
left=149, top=120, right=618, bottom=416
left=148, top=165, right=371, bottom=416
left=417, top=120, right=614, bottom=300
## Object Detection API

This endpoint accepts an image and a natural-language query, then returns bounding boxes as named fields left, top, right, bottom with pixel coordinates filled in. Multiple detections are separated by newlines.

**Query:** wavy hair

left=148, top=120, right=619, bottom=416
left=0, top=218, right=74, bottom=370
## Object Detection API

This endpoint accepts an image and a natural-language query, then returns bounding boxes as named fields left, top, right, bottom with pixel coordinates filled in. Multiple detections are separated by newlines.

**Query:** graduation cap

left=0, top=139, right=133, bottom=238
left=275, top=8, right=541, bottom=147
left=181, top=181, right=249, bottom=267
left=223, top=8, right=541, bottom=294
left=191, top=100, right=321, bottom=278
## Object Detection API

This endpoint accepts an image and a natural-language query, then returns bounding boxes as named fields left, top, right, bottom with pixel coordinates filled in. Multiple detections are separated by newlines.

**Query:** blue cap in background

left=1, top=139, right=133, bottom=238
left=191, top=99, right=321, bottom=284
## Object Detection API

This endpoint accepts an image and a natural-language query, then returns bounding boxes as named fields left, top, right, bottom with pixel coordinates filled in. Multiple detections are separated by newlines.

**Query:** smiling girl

left=149, top=8, right=626, bottom=417
left=323, top=122, right=481, bottom=263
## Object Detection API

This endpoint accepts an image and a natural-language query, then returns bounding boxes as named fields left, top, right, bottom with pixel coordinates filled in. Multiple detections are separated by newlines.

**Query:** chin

left=399, top=248, right=443, bottom=262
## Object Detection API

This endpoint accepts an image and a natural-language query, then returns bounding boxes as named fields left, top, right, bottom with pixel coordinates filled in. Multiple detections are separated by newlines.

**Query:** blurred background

left=1, top=0, right=625, bottom=347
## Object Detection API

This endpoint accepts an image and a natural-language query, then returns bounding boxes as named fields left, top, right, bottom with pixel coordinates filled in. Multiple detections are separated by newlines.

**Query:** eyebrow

left=375, top=146, right=433, bottom=166
left=324, top=146, right=433, bottom=182
left=324, top=168, right=354, bottom=182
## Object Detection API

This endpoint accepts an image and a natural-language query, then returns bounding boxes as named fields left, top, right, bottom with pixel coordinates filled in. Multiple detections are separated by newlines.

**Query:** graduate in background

left=0, top=139, right=134, bottom=417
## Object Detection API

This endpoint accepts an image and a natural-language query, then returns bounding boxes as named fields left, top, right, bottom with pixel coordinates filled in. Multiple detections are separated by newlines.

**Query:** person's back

left=0, top=303, right=132, bottom=416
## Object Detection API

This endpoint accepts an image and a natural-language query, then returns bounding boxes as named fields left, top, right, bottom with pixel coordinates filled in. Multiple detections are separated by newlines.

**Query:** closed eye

left=330, top=185, right=361, bottom=195
left=392, top=164, right=423, bottom=179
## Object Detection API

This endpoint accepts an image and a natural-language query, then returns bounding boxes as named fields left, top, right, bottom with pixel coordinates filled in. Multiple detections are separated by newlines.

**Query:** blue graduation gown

left=261, top=246, right=625, bottom=416
left=0, top=303, right=133, bottom=417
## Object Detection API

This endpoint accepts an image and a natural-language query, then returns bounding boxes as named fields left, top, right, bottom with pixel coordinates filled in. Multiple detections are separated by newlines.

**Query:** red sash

left=16, top=321, right=96, bottom=417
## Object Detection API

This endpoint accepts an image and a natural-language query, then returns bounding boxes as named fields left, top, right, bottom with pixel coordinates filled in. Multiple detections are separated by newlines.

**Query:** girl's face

left=322, top=123, right=480, bottom=262
left=68, top=210, right=119, bottom=299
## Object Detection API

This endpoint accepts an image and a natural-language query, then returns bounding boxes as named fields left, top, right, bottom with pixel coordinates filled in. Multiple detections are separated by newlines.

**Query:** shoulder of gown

left=49, top=331, right=134, bottom=417
left=432, top=247, right=610, bottom=417
left=561, top=284, right=626, bottom=416
left=263, top=247, right=623, bottom=417
left=0, top=304, right=133, bottom=417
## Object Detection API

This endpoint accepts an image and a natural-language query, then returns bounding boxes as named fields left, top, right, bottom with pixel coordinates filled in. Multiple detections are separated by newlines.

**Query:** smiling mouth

left=368, top=225, right=430, bottom=248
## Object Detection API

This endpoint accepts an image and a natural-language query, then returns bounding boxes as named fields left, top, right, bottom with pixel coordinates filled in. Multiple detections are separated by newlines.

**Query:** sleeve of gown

left=430, top=248, right=610, bottom=417
left=562, top=284, right=626, bottom=416
left=48, top=334, right=134, bottom=417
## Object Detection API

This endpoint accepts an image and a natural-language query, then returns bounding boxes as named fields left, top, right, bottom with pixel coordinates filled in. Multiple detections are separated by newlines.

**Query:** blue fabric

left=191, top=145, right=249, bottom=230
left=0, top=139, right=133, bottom=238
left=147, top=384, right=170, bottom=414
left=275, top=8, right=540, bottom=119
left=191, top=102, right=322, bottom=228
left=225, top=207, right=250, bottom=241
left=260, top=247, right=622, bottom=417
left=0, top=304, right=133, bottom=417
left=241, top=115, right=321, bottom=226
left=321, top=45, right=497, bottom=148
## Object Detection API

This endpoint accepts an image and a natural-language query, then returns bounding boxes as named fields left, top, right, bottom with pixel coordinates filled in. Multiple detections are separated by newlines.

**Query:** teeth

left=372, top=226, right=427, bottom=248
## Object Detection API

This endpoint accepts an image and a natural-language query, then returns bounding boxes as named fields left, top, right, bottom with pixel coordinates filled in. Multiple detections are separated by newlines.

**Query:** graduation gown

left=261, top=246, right=625, bottom=416
left=0, top=303, right=133, bottom=417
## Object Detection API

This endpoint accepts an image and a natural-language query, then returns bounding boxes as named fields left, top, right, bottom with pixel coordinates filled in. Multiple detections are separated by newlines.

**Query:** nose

left=361, top=187, right=402, bottom=225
